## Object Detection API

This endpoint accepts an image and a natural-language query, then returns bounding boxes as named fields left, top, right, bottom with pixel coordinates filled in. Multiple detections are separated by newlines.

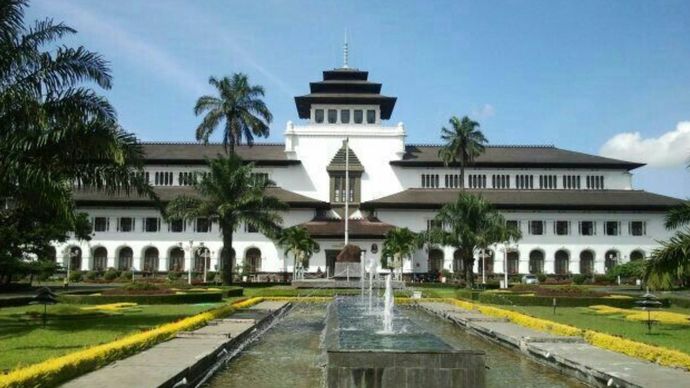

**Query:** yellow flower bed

left=263, top=296, right=332, bottom=303
left=444, top=298, right=690, bottom=370
left=80, top=303, right=138, bottom=312
left=0, top=297, right=264, bottom=388
left=590, top=305, right=690, bottom=325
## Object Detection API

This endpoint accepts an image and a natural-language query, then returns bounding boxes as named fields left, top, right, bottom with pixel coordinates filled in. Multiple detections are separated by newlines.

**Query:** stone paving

left=420, top=302, right=690, bottom=388
left=61, top=301, right=289, bottom=388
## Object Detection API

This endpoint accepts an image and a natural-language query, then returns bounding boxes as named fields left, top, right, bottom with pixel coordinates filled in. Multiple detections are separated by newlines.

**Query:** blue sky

left=28, top=0, right=690, bottom=197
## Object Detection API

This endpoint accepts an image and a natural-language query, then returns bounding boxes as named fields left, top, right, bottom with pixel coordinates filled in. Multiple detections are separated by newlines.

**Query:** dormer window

left=341, top=109, right=350, bottom=123
left=354, top=110, right=363, bottom=124
left=327, top=109, right=337, bottom=124
left=366, top=109, right=376, bottom=124
left=314, top=109, right=324, bottom=123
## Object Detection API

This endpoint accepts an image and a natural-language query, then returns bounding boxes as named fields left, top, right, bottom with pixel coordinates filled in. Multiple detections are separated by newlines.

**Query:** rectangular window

left=366, top=109, right=376, bottom=124
left=427, top=219, right=442, bottom=232
left=144, top=217, right=159, bottom=232
left=245, top=222, right=258, bottom=233
left=93, top=217, right=109, bottom=232
left=327, top=109, right=337, bottom=124
left=529, top=220, right=544, bottom=235
left=169, top=219, right=185, bottom=233
left=605, top=221, right=619, bottom=236
left=630, top=221, right=646, bottom=236
left=555, top=221, right=569, bottom=235
left=506, top=220, right=519, bottom=233
left=196, top=218, right=210, bottom=233
left=580, top=221, right=595, bottom=236
left=314, top=109, right=324, bottom=123
left=354, top=109, right=363, bottom=124
left=118, top=217, right=133, bottom=232
left=341, top=109, right=350, bottom=123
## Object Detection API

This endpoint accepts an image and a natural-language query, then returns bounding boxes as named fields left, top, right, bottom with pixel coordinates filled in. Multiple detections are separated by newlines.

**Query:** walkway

left=420, top=302, right=690, bottom=388
left=62, top=301, right=289, bottom=388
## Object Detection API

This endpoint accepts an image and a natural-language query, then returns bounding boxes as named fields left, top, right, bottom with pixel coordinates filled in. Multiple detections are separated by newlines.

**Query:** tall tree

left=381, top=227, right=418, bottom=279
left=165, top=155, right=286, bottom=285
left=0, top=0, right=150, bottom=284
left=194, top=73, right=273, bottom=154
left=438, top=116, right=488, bottom=189
left=423, top=193, right=519, bottom=288
left=277, top=226, right=319, bottom=280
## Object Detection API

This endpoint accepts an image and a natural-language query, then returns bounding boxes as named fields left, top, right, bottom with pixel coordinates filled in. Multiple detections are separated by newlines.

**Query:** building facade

left=58, top=66, right=682, bottom=279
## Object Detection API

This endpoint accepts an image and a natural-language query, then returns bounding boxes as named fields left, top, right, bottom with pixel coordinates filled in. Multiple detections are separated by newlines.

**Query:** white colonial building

left=58, top=65, right=682, bottom=280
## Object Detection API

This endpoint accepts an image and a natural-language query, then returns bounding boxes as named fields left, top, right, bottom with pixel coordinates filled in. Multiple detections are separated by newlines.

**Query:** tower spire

left=343, top=30, right=349, bottom=69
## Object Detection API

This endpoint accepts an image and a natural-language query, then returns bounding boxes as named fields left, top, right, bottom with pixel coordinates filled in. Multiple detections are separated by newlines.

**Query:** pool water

left=204, top=303, right=584, bottom=388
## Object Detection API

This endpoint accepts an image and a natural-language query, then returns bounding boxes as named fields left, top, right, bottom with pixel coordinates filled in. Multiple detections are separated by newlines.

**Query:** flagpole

left=344, top=138, right=349, bottom=246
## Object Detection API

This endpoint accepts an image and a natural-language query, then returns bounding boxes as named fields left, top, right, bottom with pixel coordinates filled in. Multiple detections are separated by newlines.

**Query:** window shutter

left=116, top=218, right=120, bottom=232
left=593, top=222, right=597, bottom=235
left=106, top=217, right=110, bottom=232
left=643, top=222, right=647, bottom=235
left=578, top=222, right=581, bottom=235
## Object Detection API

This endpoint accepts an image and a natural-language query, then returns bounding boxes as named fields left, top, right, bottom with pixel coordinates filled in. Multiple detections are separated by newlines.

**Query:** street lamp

left=500, top=242, right=519, bottom=289
left=177, top=240, right=194, bottom=285
left=198, top=242, right=212, bottom=283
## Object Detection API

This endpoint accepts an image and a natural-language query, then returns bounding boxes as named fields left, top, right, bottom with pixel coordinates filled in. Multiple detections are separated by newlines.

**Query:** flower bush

left=590, top=305, right=690, bottom=325
left=0, top=297, right=264, bottom=388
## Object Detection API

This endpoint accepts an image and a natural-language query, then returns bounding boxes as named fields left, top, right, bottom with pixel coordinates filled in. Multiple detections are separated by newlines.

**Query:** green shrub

left=477, top=293, right=643, bottom=308
left=223, top=287, right=244, bottom=297
left=119, top=271, right=133, bottom=281
left=573, top=274, right=588, bottom=285
left=167, top=271, right=182, bottom=281
left=608, top=260, right=646, bottom=279
left=104, top=268, right=120, bottom=281
left=85, top=271, right=101, bottom=281
left=537, top=274, right=547, bottom=283
left=58, top=292, right=223, bottom=304
left=456, top=288, right=481, bottom=301
left=69, top=271, right=83, bottom=282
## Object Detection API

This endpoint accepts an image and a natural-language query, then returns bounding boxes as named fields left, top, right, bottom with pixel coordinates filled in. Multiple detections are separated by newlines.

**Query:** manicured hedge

left=223, top=287, right=244, bottom=298
left=252, top=288, right=412, bottom=298
left=455, top=289, right=481, bottom=301
left=0, top=296, right=33, bottom=308
left=665, top=296, right=690, bottom=309
left=476, top=292, right=669, bottom=308
left=58, top=292, right=223, bottom=305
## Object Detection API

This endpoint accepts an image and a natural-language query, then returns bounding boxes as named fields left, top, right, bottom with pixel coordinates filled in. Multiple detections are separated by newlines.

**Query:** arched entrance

left=479, top=250, right=494, bottom=275
left=554, top=250, right=569, bottom=275
left=246, top=248, right=262, bottom=273
left=529, top=250, right=544, bottom=274
left=194, top=247, right=210, bottom=272
left=144, top=247, right=159, bottom=273
left=452, top=249, right=464, bottom=273
left=118, top=247, right=133, bottom=270
left=93, top=247, right=107, bottom=270
left=428, top=249, right=444, bottom=273
left=605, top=250, right=619, bottom=272
left=507, top=251, right=519, bottom=274
left=580, top=250, right=594, bottom=274
left=630, top=250, right=645, bottom=261
left=169, top=247, right=185, bottom=271
left=68, top=246, right=82, bottom=270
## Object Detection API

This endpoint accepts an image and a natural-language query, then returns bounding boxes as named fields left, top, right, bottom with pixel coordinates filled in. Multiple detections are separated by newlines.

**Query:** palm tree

left=194, top=73, right=273, bottom=153
left=277, top=226, right=319, bottom=281
left=645, top=196, right=690, bottom=289
left=0, top=0, right=150, bottom=283
left=165, top=155, right=287, bottom=285
left=381, top=227, right=418, bottom=279
left=424, top=193, right=518, bottom=288
left=438, top=116, right=488, bottom=189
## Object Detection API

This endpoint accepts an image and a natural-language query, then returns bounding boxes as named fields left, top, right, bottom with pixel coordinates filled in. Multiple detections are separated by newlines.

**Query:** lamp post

left=177, top=240, right=194, bottom=285
left=500, top=242, right=518, bottom=289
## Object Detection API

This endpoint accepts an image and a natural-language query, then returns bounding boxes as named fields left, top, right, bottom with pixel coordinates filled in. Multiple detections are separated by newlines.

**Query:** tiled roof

left=139, top=143, right=296, bottom=166
left=362, top=188, right=682, bottom=211
left=392, top=145, right=645, bottom=170
left=73, top=186, right=328, bottom=209
left=298, top=218, right=395, bottom=238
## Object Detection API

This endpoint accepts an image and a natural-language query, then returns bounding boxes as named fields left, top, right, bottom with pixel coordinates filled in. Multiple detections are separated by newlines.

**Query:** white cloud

left=42, top=1, right=207, bottom=96
left=471, top=104, right=495, bottom=120
left=599, top=121, right=690, bottom=167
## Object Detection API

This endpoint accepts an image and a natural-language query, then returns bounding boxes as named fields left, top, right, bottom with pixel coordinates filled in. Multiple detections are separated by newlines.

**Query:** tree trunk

left=221, top=229, right=234, bottom=285
left=463, top=248, right=475, bottom=288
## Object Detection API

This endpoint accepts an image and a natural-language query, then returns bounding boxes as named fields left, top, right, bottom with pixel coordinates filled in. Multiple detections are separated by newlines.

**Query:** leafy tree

left=438, top=116, right=488, bottom=189
left=194, top=73, right=273, bottom=154
left=381, top=227, right=418, bottom=278
left=0, top=0, right=150, bottom=284
left=277, top=226, right=319, bottom=280
left=165, top=155, right=286, bottom=285
left=422, top=193, right=520, bottom=288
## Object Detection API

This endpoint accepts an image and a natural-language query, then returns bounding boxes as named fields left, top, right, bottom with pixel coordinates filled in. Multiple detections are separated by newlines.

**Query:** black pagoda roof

left=295, top=68, right=397, bottom=120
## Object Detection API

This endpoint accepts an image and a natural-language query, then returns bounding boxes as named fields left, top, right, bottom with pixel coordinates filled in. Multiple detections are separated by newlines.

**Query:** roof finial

left=343, top=30, right=349, bottom=69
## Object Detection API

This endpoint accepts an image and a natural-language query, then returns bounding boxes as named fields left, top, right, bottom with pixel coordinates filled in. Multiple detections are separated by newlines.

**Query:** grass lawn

left=0, top=302, right=225, bottom=372
left=499, top=304, right=690, bottom=355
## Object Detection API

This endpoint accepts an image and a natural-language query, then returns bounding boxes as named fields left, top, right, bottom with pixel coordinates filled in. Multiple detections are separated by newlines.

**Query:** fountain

left=381, top=274, right=394, bottom=334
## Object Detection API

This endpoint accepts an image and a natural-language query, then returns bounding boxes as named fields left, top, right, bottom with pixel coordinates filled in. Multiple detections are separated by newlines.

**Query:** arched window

left=507, top=251, right=519, bottom=274
left=479, top=250, right=494, bottom=274
left=529, top=250, right=544, bottom=274
left=118, top=247, right=133, bottom=270
left=194, top=247, right=210, bottom=272
left=630, top=250, right=645, bottom=261
left=93, top=247, right=107, bottom=270
left=580, top=250, right=594, bottom=274
left=605, top=250, right=619, bottom=272
left=169, top=247, right=185, bottom=271
left=68, top=246, right=82, bottom=270
left=428, top=249, right=444, bottom=273
left=453, top=249, right=464, bottom=273
left=554, top=250, right=569, bottom=275
left=144, top=247, right=159, bottom=273
left=245, top=248, right=262, bottom=273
